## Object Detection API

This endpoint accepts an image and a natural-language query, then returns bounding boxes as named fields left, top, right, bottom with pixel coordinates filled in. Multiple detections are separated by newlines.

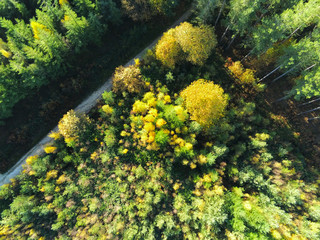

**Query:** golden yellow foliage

left=174, top=22, right=216, bottom=65
left=180, top=79, right=228, bottom=128
left=49, top=131, right=61, bottom=140
left=58, top=110, right=90, bottom=141
left=59, top=0, right=69, bottom=5
left=225, top=59, right=257, bottom=84
left=26, top=155, right=38, bottom=165
left=30, top=21, right=51, bottom=40
left=44, top=146, right=57, bottom=154
left=46, top=170, right=58, bottom=181
left=0, top=49, right=11, bottom=58
left=112, top=65, right=145, bottom=94
left=155, top=22, right=216, bottom=68
left=155, top=29, right=183, bottom=68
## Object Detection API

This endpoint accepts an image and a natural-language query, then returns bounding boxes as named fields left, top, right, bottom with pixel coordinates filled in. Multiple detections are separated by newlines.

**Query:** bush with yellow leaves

left=181, top=79, right=228, bottom=128
left=112, top=64, right=145, bottom=94
left=58, top=110, right=91, bottom=144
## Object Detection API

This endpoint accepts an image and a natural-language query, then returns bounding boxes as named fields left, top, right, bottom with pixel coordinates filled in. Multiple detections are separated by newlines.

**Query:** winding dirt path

left=0, top=9, right=192, bottom=186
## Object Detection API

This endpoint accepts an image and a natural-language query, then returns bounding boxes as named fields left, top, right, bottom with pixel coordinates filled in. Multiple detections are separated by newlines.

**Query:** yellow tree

left=58, top=110, right=91, bottom=143
left=155, top=29, right=183, bottom=68
left=174, top=22, right=216, bottom=66
left=155, top=22, right=217, bottom=68
left=180, top=79, right=228, bottom=128
left=112, top=64, right=145, bottom=94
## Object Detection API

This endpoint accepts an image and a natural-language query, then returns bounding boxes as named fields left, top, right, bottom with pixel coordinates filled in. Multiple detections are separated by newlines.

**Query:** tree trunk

left=226, top=33, right=237, bottom=49
left=308, top=116, right=320, bottom=121
left=298, top=106, right=320, bottom=115
left=215, top=0, right=226, bottom=27
left=271, top=63, right=301, bottom=83
left=299, top=97, right=320, bottom=107
left=220, top=25, right=230, bottom=42
left=258, top=65, right=282, bottom=83
left=241, top=49, right=254, bottom=62
left=304, top=63, right=317, bottom=71
left=273, top=94, right=291, bottom=103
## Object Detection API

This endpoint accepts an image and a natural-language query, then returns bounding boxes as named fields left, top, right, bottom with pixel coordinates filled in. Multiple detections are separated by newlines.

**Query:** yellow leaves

left=0, top=49, right=11, bottom=58
left=112, top=65, right=145, bottom=94
left=173, top=182, right=181, bottom=191
left=46, top=170, right=58, bottom=181
left=155, top=22, right=216, bottom=68
left=164, top=95, right=171, bottom=103
left=56, top=174, right=67, bottom=184
left=144, top=122, right=155, bottom=132
left=102, top=104, right=113, bottom=115
left=90, top=151, right=98, bottom=160
left=190, top=162, right=197, bottom=169
left=30, top=21, right=52, bottom=40
left=203, top=174, right=212, bottom=183
left=185, top=142, right=193, bottom=150
left=174, top=22, right=216, bottom=66
left=122, top=149, right=129, bottom=154
left=225, top=59, right=257, bottom=84
left=155, top=29, right=182, bottom=68
left=49, top=131, right=61, bottom=140
left=181, top=79, right=228, bottom=128
left=44, top=146, right=57, bottom=154
left=59, top=0, right=69, bottom=5
left=144, top=114, right=156, bottom=122
left=197, top=155, right=207, bottom=165
left=26, top=155, right=38, bottom=165
left=156, top=118, right=167, bottom=128
left=132, top=100, right=149, bottom=114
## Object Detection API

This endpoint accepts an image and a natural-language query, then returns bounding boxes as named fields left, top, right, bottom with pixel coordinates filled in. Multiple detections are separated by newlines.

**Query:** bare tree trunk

left=271, top=63, right=301, bottom=83
left=273, top=94, right=291, bottom=103
left=308, top=116, right=320, bottom=121
left=258, top=65, right=282, bottom=83
left=226, top=33, right=237, bottom=49
left=220, top=25, right=230, bottom=42
left=299, top=97, right=320, bottom=107
left=241, top=49, right=254, bottom=62
left=298, top=106, right=320, bottom=115
left=215, top=0, right=226, bottom=27
left=304, top=63, right=317, bottom=71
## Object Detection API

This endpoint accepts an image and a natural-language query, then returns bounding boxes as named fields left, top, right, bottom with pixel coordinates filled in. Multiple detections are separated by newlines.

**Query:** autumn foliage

left=112, top=64, right=145, bottom=94
left=180, top=79, right=228, bottom=128
left=155, top=22, right=217, bottom=68
left=225, top=59, right=257, bottom=84
left=58, top=110, right=90, bottom=143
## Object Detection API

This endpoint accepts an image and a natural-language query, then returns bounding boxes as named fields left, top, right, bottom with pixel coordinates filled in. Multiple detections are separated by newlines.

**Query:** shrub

left=180, top=79, right=228, bottom=128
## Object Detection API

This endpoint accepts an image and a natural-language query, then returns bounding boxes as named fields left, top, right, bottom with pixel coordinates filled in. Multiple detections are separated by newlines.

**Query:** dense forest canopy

left=1, top=0, right=320, bottom=239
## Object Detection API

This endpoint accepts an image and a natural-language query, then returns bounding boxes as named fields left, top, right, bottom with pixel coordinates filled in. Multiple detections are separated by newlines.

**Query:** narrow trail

left=0, top=9, right=193, bottom=186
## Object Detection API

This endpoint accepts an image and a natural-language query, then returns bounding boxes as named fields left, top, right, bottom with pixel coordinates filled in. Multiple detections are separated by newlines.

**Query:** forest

left=0, top=0, right=320, bottom=239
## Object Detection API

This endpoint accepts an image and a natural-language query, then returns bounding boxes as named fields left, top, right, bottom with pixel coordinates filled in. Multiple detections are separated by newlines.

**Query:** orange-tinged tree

left=180, top=79, right=228, bottom=128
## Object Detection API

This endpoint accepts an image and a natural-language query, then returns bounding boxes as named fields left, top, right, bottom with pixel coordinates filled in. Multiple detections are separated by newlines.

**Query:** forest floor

left=0, top=3, right=190, bottom=174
